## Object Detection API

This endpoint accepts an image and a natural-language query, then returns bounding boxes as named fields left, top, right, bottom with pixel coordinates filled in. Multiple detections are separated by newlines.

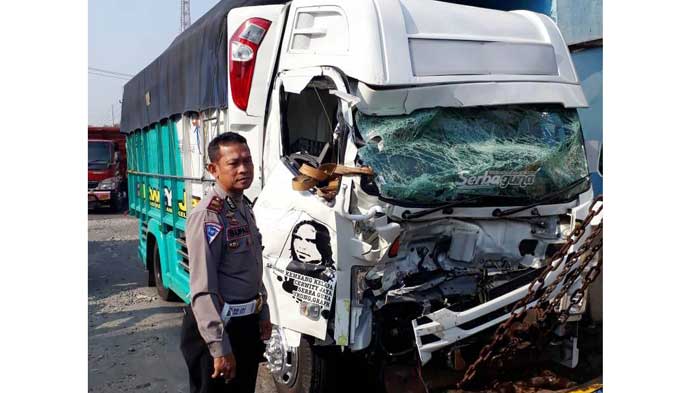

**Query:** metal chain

left=538, top=224, right=603, bottom=323
left=557, top=248, right=603, bottom=324
left=457, top=196, right=603, bottom=388
left=486, top=223, right=603, bottom=371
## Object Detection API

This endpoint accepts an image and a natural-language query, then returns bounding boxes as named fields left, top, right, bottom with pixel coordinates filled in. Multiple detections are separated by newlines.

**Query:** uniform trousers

left=180, top=305, right=265, bottom=393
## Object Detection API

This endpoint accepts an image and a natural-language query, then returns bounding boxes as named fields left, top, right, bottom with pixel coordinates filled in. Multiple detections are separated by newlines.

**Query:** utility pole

left=181, top=0, right=191, bottom=33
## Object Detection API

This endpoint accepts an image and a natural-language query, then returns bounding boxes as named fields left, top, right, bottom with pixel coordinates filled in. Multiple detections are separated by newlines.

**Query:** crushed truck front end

left=338, top=101, right=599, bottom=390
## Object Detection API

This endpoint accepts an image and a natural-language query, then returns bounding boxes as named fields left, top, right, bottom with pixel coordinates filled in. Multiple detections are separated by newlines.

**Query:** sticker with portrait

left=267, top=214, right=337, bottom=338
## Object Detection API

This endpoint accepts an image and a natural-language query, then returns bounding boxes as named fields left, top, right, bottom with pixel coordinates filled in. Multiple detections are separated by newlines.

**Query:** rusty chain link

left=457, top=195, right=603, bottom=388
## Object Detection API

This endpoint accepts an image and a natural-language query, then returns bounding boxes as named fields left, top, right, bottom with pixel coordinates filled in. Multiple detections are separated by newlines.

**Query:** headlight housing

left=97, top=177, right=118, bottom=190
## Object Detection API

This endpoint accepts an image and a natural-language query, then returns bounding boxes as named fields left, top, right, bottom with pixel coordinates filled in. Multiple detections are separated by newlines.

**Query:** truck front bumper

left=412, top=257, right=588, bottom=365
left=88, top=190, right=113, bottom=208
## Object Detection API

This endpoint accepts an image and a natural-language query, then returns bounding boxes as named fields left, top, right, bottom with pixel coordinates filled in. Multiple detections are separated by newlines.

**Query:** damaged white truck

left=122, top=0, right=603, bottom=392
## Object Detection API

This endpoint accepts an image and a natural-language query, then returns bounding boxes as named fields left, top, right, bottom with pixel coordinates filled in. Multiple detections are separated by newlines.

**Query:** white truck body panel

left=278, top=0, right=581, bottom=87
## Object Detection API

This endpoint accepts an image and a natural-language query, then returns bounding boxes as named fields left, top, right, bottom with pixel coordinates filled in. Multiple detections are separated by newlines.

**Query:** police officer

left=180, top=132, right=272, bottom=393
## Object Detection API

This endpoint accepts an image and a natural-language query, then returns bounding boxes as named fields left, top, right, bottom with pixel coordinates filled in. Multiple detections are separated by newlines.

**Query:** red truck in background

left=88, top=126, right=127, bottom=211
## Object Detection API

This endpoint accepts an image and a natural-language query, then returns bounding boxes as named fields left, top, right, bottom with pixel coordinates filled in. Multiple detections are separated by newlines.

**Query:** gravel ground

left=88, top=211, right=277, bottom=393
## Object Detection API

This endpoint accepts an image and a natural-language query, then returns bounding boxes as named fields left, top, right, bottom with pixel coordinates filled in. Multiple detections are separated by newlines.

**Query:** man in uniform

left=180, top=132, right=272, bottom=393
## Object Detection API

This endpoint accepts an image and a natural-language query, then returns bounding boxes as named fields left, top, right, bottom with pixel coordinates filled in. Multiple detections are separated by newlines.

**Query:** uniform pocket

left=219, top=236, right=254, bottom=278
left=227, top=236, right=251, bottom=254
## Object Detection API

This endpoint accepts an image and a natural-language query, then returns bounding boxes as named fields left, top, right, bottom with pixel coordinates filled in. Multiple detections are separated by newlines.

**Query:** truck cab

left=220, top=1, right=598, bottom=391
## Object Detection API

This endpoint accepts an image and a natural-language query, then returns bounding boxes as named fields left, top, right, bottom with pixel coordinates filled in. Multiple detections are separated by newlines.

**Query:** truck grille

left=88, top=181, right=99, bottom=189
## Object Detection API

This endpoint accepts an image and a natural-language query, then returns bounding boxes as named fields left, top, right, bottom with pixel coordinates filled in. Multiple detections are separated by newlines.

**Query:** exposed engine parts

left=348, top=196, right=603, bottom=391
left=363, top=216, right=571, bottom=316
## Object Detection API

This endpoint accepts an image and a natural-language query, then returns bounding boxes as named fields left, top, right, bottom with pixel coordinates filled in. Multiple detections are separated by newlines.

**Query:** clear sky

left=89, top=0, right=219, bottom=126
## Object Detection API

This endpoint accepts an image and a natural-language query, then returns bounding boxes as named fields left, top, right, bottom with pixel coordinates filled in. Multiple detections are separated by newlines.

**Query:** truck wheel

left=114, top=191, right=126, bottom=213
left=267, top=330, right=336, bottom=393
left=153, top=241, right=178, bottom=301
left=147, top=266, right=156, bottom=287
left=107, top=191, right=123, bottom=213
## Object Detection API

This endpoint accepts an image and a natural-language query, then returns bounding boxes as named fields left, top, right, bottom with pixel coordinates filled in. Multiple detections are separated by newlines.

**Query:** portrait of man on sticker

left=281, top=220, right=336, bottom=294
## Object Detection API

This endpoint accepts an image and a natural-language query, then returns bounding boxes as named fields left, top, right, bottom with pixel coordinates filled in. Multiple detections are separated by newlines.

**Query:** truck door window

left=282, top=81, right=339, bottom=167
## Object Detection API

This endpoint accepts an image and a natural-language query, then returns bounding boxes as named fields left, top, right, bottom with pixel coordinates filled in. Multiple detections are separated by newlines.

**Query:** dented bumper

left=412, top=257, right=585, bottom=364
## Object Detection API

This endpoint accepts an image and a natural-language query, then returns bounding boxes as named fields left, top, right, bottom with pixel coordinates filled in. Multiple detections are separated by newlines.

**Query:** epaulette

left=206, top=196, right=224, bottom=213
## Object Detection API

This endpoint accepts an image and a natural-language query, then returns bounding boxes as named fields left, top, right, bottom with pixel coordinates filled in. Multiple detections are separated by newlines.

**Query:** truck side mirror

left=585, top=140, right=602, bottom=178
left=597, top=145, right=603, bottom=177
left=114, top=151, right=121, bottom=163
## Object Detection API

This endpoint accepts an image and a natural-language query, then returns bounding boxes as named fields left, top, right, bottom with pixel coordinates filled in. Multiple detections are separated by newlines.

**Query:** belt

left=220, top=296, right=264, bottom=324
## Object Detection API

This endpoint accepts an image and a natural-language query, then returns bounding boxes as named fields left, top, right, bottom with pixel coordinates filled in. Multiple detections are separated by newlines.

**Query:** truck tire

left=105, top=191, right=121, bottom=213
left=272, top=336, right=336, bottom=393
left=147, top=266, right=156, bottom=287
left=114, top=190, right=127, bottom=213
left=153, top=241, right=178, bottom=301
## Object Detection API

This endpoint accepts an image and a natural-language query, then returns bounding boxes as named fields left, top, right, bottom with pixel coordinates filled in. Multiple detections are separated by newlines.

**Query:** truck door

left=226, top=3, right=289, bottom=200
left=255, top=67, right=352, bottom=341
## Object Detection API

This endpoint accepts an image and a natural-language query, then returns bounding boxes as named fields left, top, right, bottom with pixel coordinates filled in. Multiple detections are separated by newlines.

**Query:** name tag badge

left=227, top=225, right=250, bottom=249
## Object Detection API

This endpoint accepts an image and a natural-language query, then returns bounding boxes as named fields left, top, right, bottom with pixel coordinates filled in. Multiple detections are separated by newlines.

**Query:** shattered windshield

left=356, top=105, right=589, bottom=205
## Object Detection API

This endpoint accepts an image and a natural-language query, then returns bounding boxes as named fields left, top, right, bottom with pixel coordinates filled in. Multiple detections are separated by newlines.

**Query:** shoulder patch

left=206, top=196, right=223, bottom=213
left=205, top=222, right=223, bottom=244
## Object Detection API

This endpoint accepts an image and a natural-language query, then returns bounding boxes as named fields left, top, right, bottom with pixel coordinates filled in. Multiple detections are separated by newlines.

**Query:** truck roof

left=279, top=0, right=580, bottom=87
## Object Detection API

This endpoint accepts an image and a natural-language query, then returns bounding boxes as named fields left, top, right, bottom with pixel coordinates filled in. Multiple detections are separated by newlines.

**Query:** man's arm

left=186, top=209, right=232, bottom=357
left=259, top=280, right=270, bottom=321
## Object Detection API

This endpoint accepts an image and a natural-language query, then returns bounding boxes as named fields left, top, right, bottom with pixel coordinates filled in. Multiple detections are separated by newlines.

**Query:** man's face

left=292, top=224, right=321, bottom=264
left=207, top=142, right=254, bottom=193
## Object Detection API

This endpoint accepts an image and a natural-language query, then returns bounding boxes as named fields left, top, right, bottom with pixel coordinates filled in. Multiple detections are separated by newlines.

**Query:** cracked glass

left=356, top=105, right=589, bottom=205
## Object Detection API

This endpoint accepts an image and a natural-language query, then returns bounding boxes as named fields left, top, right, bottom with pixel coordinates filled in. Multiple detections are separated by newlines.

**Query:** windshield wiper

left=89, top=160, right=107, bottom=163
left=492, top=176, right=590, bottom=218
left=401, top=196, right=487, bottom=220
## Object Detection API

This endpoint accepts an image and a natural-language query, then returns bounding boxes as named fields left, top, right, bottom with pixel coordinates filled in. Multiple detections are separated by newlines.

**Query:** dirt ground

left=88, top=211, right=277, bottom=393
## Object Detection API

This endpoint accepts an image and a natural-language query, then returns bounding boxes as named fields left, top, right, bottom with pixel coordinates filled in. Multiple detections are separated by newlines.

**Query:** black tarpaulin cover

left=120, top=0, right=287, bottom=134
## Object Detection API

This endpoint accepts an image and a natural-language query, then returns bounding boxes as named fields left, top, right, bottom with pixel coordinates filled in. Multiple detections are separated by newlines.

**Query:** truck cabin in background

left=88, top=126, right=127, bottom=211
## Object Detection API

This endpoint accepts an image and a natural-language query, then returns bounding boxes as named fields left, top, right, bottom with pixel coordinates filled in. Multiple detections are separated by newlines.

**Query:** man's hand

left=212, top=353, right=237, bottom=381
left=260, top=319, right=272, bottom=341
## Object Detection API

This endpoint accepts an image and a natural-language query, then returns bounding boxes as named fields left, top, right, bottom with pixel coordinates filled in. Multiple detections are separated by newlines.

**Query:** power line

left=88, top=71, right=131, bottom=81
left=88, top=67, right=134, bottom=78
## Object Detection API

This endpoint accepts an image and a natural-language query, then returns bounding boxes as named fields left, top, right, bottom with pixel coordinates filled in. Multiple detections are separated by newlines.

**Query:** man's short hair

left=208, top=132, right=248, bottom=163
